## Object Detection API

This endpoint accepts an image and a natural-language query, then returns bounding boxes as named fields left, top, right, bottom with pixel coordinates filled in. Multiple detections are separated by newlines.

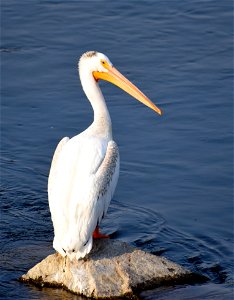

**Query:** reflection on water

left=1, top=0, right=233, bottom=299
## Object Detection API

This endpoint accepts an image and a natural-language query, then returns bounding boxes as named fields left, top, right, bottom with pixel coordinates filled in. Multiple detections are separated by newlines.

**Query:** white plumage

left=48, top=51, right=161, bottom=260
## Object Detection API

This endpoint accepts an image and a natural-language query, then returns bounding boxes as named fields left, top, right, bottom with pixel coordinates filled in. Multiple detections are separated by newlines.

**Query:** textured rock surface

left=20, top=239, right=195, bottom=298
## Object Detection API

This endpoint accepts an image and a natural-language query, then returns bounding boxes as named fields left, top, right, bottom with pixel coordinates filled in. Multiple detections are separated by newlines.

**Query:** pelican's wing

left=66, top=140, right=119, bottom=259
left=92, top=140, right=119, bottom=223
left=48, top=137, right=119, bottom=260
left=48, top=136, right=69, bottom=195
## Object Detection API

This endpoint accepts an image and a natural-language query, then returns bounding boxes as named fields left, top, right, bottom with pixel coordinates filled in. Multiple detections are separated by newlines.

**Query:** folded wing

left=48, top=135, right=119, bottom=259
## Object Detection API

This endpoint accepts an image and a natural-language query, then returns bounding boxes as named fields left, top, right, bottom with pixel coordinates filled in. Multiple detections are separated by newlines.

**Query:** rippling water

left=1, top=1, right=233, bottom=299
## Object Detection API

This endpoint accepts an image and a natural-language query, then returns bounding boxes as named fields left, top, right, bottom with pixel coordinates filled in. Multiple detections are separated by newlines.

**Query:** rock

left=20, top=239, right=203, bottom=298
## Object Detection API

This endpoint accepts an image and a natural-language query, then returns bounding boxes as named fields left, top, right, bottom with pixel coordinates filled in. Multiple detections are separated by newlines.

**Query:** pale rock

left=20, top=239, right=200, bottom=298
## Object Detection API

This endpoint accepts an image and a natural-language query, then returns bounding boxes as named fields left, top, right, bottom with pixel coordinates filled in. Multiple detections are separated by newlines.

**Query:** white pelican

left=48, top=51, right=162, bottom=260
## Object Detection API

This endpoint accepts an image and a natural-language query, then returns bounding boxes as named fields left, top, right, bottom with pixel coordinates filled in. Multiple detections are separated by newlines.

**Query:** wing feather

left=95, top=141, right=119, bottom=218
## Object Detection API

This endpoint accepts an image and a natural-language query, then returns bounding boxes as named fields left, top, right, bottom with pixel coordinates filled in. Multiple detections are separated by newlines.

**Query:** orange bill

left=93, top=66, right=162, bottom=115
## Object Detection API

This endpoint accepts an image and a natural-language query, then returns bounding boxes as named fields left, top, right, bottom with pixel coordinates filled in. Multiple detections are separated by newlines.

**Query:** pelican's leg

left=93, top=226, right=109, bottom=239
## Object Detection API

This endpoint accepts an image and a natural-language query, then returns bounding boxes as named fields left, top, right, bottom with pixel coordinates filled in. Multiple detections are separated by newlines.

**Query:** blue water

left=1, top=1, right=233, bottom=299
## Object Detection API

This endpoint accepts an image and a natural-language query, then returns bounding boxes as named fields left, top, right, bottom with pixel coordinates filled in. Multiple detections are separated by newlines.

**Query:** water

left=1, top=0, right=233, bottom=299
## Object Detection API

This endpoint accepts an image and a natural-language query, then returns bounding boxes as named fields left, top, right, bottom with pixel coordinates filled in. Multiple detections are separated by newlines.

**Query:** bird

left=48, top=51, right=162, bottom=260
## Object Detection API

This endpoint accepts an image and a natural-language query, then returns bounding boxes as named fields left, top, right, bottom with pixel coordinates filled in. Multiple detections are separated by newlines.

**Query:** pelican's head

left=79, top=51, right=162, bottom=115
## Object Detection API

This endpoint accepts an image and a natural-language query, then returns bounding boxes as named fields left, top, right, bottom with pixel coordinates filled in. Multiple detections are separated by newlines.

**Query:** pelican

left=48, top=51, right=162, bottom=260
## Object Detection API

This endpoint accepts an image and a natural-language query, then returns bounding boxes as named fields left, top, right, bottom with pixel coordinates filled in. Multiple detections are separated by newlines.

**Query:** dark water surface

left=1, top=1, right=233, bottom=299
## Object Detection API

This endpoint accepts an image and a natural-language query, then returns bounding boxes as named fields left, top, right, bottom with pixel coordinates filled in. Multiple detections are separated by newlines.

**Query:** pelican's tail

left=53, top=235, right=93, bottom=260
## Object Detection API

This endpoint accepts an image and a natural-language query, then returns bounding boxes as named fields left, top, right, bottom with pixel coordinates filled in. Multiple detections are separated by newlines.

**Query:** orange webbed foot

left=93, top=226, right=109, bottom=239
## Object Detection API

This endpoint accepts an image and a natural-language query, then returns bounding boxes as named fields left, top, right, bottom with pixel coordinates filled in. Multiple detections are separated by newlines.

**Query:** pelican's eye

left=101, top=59, right=108, bottom=68
left=100, top=59, right=111, bottom=71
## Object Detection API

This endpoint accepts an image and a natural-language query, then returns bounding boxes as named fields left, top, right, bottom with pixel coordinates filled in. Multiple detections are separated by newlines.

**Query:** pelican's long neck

left=79, top=69, right=112, bottom=139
